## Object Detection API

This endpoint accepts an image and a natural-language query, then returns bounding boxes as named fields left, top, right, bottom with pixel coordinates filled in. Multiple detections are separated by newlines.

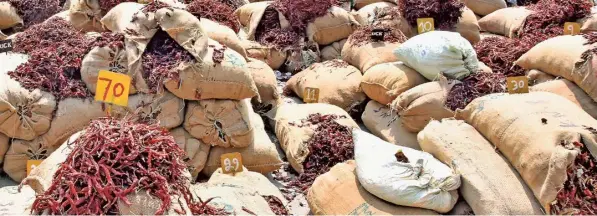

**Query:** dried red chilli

left=31, top=117, right=228, bottom=215
left=263, top=196, right=289, bottom=215
left=445, top=72, right=506, bottom=111
left=349, top=23, right=407, bottom=47
left=141, top=29, right=195, bottom=93
left=271, top=0, right=337, bottom=33
left=473, top=37, right=532, bottom=77
left=287, top=114, right=354, bottom=193
left=550, top=130, right=597, bottom=215
left=578, top=32, right=597, bottom=68
left=398, top=0, right=464, bottom=30
left=0, top=0, right=61, bottom=28
left=186, top=0, right=241, bottom=32
left=254, top=6, right=302, bottom=51
left=519, top=0, right=591, bottom=44
left=140, top=0, right=172, bottom=13
left=322, top=59, right=350, bottom=68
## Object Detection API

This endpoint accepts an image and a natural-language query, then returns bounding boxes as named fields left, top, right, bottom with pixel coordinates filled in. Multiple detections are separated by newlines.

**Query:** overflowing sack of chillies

left=0, top=0, right=63, bottom=31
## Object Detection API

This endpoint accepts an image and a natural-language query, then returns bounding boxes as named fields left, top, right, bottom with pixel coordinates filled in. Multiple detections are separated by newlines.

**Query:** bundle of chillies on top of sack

left=0, top=0, right=62, bottom=30
left=185, top=0, right=241, bottom=32
left=398, top=0, right=464, bottom=30
left=30, top=116, right=228, bottom=215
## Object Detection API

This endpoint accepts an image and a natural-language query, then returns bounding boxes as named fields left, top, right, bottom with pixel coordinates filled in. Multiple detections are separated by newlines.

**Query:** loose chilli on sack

left=31, top=117, right=228, bottom=215
left=0, top=0, right=61, bottom=29
left=186, top=0, right=241, bottom=32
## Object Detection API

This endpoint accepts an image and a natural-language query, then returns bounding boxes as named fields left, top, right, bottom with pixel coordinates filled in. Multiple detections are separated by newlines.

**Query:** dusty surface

left=0, top=52, right=28, bottom=75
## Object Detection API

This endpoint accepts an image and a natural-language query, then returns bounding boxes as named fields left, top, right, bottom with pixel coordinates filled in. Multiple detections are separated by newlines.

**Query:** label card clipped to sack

left=371, top=29, right=385, bottom=41
left=303, top=87, right=320, bottom=103
left=95, top=70, right=131, bottom=107
left=26, top=160, right=43, bottom=176
left=220, top=152, right=243, bottom=175
left=417, top=18, right=435, bottom=34
left=0, top=39, right=12, bottom=53
left=506, top=76, right=529, bottom=94
left=563, top=22, right=581, bottom=35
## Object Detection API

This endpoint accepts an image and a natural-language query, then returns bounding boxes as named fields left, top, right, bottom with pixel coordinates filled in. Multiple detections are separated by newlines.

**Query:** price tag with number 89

left=95, top=70, right=131, bottom=107
left=220, top=152, right=243, bottom=174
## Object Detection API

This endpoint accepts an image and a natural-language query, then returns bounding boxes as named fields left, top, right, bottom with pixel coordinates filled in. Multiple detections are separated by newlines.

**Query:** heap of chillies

left=31, top=117, right=227, bottom=215
left=0, top=0, right=61, bottom=28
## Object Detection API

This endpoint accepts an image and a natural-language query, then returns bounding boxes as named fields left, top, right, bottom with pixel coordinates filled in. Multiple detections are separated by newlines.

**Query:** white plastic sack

left=353, top=129, right=460, bottom=213
left=393, top=31, right=479, bottom=81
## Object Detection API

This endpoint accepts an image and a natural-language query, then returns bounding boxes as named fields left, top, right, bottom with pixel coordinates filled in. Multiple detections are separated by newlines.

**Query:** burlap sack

left=67, top=0, right=104, bottom=32
left=81, top=46, right=133, bottom=94
left=200, top=18, right=248, bottom=59
left=235, top=1, right=270, bottom=28
left=581, top=12, right=597, bottom=33
left=361, top=101, right=419, bottom=149
left=243, top=40, right=287, bottom=69
left=463, top=0, right=507, bottom=16
left=361, top=61, right=427, bottom=105
left=516, top=35, right=597, bottom=102
left=0, top=185, right=35, bottom=215
left=0, top=2, right=22, bottom=30
left=0, top=76, right=56, bottom=140
left=526, top=69, right=556, bottom=85
left=247, top=58, right=281, bottom=110
left=100, top=2, right=146, bottom=33
left=114, top=92, right=185, bottom=129
left=391, top=80, right=456, bottom=133
left=531, top=79, right=597, bottom=119
left=202, top=112, right=284, bottom=175
left=455, top=92, right=597, bottom=211
left=320, top=39, right=347, bottom=61
left=272, top=103, right=358, bottom=173
left=286, top=60, right=367, bottom=111
left=307, top=160, right=438, bottom=215
left=353, top=0, right=396, bottom=10
left=453, top=7, right=481, bottom=44
left=418, top=119, right=544, bottom=215
left=192, top=168, right=287, bottom=215
left=478, top=7, right=531, bottom=38
left=341, top=38, right=401, bottom=72
left=3, top=138, right=57, bottom=182
left=352, top=2, right=395, bottom=26
left=184, top=99, right=254, bottom=148
left=170, top=128, right=211, bottom=180
left=306, top=6, right=359, bottom=45
left=0, top=132, right=9, bottom=167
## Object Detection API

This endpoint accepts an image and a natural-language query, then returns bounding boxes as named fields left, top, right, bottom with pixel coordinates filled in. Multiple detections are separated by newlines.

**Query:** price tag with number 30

left=220, top=152, right=243, bottom=175
left=95, top=70, right=131, bottom=107
left=506, top=76, right=529, bottom=94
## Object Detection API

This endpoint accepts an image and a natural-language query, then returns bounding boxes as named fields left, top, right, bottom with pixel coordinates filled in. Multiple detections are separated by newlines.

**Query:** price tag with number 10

left=417, top=18, right=434, bottom=34
left=95, top=70, right=131, bottom=107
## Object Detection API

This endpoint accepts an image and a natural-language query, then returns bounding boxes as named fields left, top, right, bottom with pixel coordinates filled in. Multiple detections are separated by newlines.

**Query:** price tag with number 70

left=27, top=160, right=43, bottom=176
left=220, top=152, right=243, bottom=175
left=95, top=70, right=131, bottom=107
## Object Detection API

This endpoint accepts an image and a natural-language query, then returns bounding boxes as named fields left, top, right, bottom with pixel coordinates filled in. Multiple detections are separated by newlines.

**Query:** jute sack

left=113, top=92, right=185, bottom=129
left=531, top=79, right=597, bottom=119
left=200, top=18, right=248, bottom=59
left=170, top=128, right=211, bottom=180
left=581, top=11, right=597, bottom=33
left=361, top=61, right=427, bottom=105
left=361, top=100, right=420, bottom=150
left=100, top=2, right=145, bottom=33
left=352, top=2, right=395, bottom=26
left=306, top=6, right=359, bottom=46
left=0, top=2, right=22, bottom=30
left=0, top=132, right=9, bottom=167
left=184, top=99, right=254, bottom=148
left=202, top=112, right=284, bottom=176
left=235, top=1, right=270, bottom=28
left=81, top=45, right=133, bottom=94
left=455, top=92, right=597, bottom=211
left=353, top=0, right=396, bottom=10
left=462, top=0, right=507, bottom=16
left=341, top=30, right=401, bottom=72
left=0, top=75, right=56, bottom=140
left=391, top=80, right=457, bottom=133
left=286, top=60, right=367, bottom=111
left=67, top=0, right=105, bottom=32
left=478, top=7, right=531, bottom=38
left=526, top=69, right=556, bottom=85
left=515, top=35, right=597, bottom=102
left=272, top=103, right=358, bottom=173
left=320, top=39, right=347, bottom=61
left=0, top=186, right=35, bottom=215
left=192, top=168, right=287, bottom=215
left=418, top=119, right=544, bottom=215
left=453, top=7, right=481, bottom=44
left=247, top=58, right=281, bottom=110
left=3, top=138, right=57, bottom=182
left=307, top=160, right=439, bottom=215
left=243, top=40, right=287, bottom=69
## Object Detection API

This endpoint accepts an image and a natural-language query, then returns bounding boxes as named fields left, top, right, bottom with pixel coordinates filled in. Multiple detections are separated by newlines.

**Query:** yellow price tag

left=220, top=152, right=243, bottom=174
left=506, top=76, right=529, bottom=94
left=95, top=70, right=131, bottom=107
left=563, top=22, right=581, bottom=35
left=26, top=160, right=43, bottom=176
left=303, top=87, right=320, bottom=103
left=417, top=18, right=435, bottom=34
left=138, top=0, right=151, bottom=3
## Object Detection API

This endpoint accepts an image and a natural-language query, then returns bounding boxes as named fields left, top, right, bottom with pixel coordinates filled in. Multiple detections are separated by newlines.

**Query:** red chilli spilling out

left=473, top=36, right=532, bottom=77
left=445, top=72, right=506, bottom=111
left=288, top=114, right=354, bottom=193
left=141, top=29, right=196, bottom=93
left=254, top=6, right=302, bottom=51
left=520, top=0, right=591, bottom=44
left=31, top=117, right=228, bottom=215
left=550, top=128, right=597, bottom=215
left=398, top=0, right=464, bottom=30
left=263, top=195, right=289, bottom=215
left=8, top=17, right=125, bottom=100
left=186, top=0, right=241, bottom=32
left=270, top=0, right=337, bottom=33
left=0, top=0, right=61, bottom=28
